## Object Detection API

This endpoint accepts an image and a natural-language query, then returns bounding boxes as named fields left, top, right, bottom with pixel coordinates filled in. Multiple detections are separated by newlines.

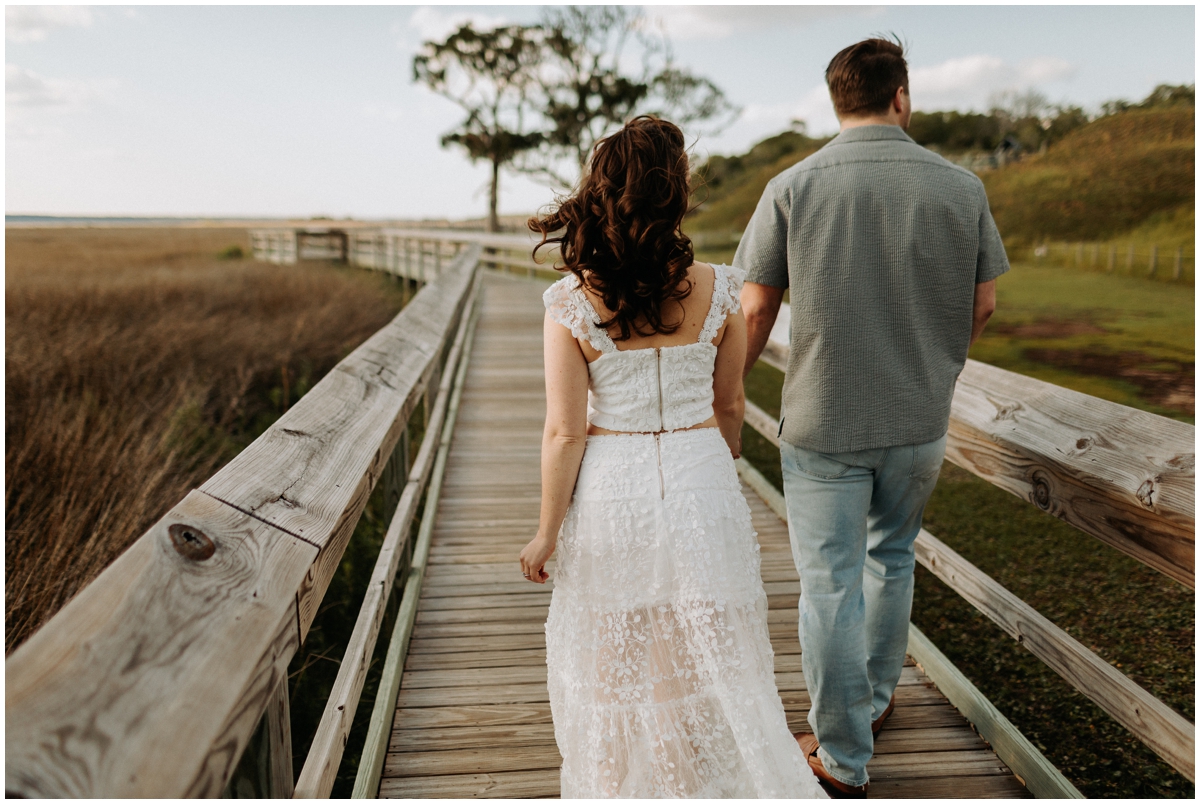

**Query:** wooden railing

left=745, top=342, right=1195, bottom=788
left=4, top=239, right=495, bottom=797
left=7, top=227, right=1194, bottom=798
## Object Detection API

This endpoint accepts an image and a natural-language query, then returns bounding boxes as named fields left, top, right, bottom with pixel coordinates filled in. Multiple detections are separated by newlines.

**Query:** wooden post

left=1107, top=244, right=1116, bottom=273
left=1126, top=243, right=1135, bottom=271
left=1075, top=242, right=1083, bottom=267
left=1090, top=242, right=1098, bottom=268
left=1148, top=244, right=1158, bottom=277
left=380, top=428, right=411, bottom=532
left=1174, top=247, right=1183, bottom=281
left=220, top=677, right=294, bottom=798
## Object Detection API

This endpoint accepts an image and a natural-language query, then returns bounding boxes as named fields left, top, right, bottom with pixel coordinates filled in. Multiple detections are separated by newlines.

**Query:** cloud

left=649, top=6, right=882, bottom=42
left=6, top=5, right=94, bottom=43
left=6, top=63, right=114, bottom=122
left=399, top=6, right=510, bottom=49
left=910, top=54, right=1077, bottom=111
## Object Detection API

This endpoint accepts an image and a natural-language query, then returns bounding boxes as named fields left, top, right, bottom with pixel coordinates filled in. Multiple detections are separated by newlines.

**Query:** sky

left=6, top=4, right=1196, bottom=220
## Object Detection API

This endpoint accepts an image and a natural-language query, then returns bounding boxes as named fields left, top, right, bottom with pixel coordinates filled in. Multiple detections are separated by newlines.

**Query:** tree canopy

left=412, top=9, right=739, bottom=227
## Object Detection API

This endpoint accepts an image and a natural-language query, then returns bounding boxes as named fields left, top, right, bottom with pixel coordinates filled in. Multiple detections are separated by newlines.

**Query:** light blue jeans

left=780, top=434, right=947, bottom=787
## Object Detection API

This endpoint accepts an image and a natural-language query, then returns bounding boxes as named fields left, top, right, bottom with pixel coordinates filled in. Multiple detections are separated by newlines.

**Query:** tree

left=521, top=6, right=739, bottom=186
left=413, top=24, right=544, bottom=231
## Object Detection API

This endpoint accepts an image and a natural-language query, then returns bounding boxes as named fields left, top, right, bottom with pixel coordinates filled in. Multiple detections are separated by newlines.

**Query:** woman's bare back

left=574, top=262, right=728, bottom=363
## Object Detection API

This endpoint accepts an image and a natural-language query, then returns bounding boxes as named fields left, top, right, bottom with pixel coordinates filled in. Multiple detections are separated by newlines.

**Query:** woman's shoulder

left=542, top=273, right=594, bottom=338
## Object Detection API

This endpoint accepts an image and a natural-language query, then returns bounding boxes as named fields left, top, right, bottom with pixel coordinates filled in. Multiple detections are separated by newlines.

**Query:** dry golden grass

left=5, top=226, right=407, bottom=652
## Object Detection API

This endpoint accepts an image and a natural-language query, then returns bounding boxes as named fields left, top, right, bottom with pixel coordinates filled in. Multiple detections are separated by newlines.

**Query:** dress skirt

left=545, top=428, right=825, bottom=798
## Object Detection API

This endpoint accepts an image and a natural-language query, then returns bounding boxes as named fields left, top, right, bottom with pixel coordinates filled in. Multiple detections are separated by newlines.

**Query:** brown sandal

left=795, top=733, right=869, bottom=798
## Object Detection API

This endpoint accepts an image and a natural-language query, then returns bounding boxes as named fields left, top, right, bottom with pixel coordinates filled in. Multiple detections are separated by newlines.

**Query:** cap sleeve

left=542, top=275, right=589, bottom=341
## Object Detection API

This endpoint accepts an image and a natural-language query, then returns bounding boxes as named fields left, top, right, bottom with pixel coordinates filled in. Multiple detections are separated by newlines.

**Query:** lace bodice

left=543, top=264, right=745, bottom=433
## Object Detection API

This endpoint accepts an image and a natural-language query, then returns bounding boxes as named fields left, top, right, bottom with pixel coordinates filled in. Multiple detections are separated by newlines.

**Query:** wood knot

left=1030, top=474, right=1052, bottom=511
left=168, top=523, right=215, bottom=561
left=1075, top=437, right=1093, bottom=451
left=1136, top=478, right=1157, bottom=509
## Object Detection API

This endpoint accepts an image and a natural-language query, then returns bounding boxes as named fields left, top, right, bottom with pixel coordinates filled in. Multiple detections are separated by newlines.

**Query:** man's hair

left=825, top=37, right=908, bottom=118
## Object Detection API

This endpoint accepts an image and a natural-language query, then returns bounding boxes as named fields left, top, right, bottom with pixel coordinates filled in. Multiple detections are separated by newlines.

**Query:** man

left=736, top=38, right=1008, bottom=797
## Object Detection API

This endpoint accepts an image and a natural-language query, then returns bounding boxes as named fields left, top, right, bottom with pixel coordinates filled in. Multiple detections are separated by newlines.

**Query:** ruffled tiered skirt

left=546, top=428, right=825, bottom=798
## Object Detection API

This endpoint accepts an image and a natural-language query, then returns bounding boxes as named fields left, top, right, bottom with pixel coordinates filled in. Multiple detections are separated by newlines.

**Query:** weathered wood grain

left=914, top=529, right=1195, bottom=781
left=5, top=491, right=316, bottom=797
left=948, top=359, right=1194, bottom=587
left=202, top=246, right=481, bottom=638
left=378, top=768, right=560, bottom=798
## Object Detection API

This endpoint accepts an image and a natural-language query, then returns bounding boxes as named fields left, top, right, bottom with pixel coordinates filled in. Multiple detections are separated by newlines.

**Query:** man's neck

left=839, top=115, right=902, bottom=132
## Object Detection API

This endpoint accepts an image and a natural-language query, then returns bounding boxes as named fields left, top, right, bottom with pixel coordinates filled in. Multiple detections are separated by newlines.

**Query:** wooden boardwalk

left=380, top=273, right=1030, bottom=799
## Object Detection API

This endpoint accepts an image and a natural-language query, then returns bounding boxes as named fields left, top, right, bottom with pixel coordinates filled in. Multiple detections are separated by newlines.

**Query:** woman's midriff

left=586, top=414, right=720, bottom=437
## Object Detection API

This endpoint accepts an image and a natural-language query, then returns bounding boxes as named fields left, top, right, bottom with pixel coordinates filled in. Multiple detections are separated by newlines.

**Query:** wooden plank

left=397, top=682, right=550, bottom=709
left=869, top=774, right=1030, bottom=799
left=394, top=704, right=554, bottom=731
left=913, top=532, right=1194, bottom=782
left=408, top=633, right=547, bottom=655
left=948, top=359, right=1194, bottom=587
left=390, top=724, right=556, bottom=753
left=400, top=665, right=547, bottom=690
left=378, top=768, right=560, bottom=798
left=5, top=491, right=316, bottom=797
left=384, top=744, right=561, bottom=777
left=405, top=649, right=546, bottom=671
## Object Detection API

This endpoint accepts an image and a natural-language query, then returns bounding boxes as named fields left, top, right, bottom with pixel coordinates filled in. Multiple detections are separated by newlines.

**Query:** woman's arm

left=519, top=313, right=591, bottom=584
left=711, top=309, right=747, bottom=458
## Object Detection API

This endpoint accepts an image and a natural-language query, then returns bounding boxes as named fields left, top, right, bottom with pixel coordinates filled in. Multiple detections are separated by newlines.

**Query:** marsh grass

left=5, top=226, right=407, bottom=653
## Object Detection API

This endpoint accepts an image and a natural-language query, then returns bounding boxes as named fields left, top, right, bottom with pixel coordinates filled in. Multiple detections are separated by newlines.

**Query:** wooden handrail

left=947, top=359, right=1194, bottom=587
left=734, top=379, right=1195, bottom=782
left=752, top=348, right=1194, bottom=587
left=5, top=244, right=483, bottom=797
left=293, top=273, right=482, bottom=797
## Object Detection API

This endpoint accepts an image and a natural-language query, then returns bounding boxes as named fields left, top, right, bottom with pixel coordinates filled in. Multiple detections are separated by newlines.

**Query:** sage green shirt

left=735, top=125, right=1009, bottom=452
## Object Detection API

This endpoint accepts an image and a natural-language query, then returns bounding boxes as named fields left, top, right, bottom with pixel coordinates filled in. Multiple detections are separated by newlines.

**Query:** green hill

left=982, top=108, right=1193, bottom=244
left=688, top=107, right=1194, bottom=247
left=688, top=131, right=829, bottom=232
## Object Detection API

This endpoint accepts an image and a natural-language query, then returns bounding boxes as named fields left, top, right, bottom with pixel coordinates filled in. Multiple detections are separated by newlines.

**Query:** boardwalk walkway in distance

left=379, top=272, right=1030, bottom=799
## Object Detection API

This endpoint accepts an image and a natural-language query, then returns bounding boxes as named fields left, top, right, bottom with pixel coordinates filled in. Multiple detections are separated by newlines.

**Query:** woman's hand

left=520, top=534, right=556, bottom=584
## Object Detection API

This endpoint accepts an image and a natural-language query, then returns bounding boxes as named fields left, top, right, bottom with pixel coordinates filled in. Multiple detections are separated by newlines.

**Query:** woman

left=519, top=116, right=825, bottom=799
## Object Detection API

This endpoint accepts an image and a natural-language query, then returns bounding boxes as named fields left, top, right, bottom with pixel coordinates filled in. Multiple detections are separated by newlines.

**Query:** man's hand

left=970, top=280, right=996, bottom=345
left=741, top=282, right=786, bottom=377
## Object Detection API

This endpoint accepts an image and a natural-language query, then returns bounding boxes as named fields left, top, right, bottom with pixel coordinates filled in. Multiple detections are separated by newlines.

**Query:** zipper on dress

left=655, top=348, right=665, bottom=499
left=655, top=432, right=665, bottom=499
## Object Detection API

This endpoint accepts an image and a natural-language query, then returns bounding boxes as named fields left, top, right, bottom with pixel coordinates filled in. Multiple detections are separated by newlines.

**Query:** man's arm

left=970, top=280, right=996, bottom=345
left=741, top=281, right=785, bottom=377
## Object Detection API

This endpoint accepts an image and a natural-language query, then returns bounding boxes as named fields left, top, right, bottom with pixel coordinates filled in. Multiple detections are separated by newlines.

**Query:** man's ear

left=892, top=86, right=906, bottom=114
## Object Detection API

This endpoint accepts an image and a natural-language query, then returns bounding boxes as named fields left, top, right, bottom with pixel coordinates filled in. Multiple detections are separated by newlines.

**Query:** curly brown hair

left=529, top=115, right=695, bottom=341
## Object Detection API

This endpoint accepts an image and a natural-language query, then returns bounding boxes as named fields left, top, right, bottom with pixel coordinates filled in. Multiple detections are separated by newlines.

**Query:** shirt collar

left=826, top=125, right=916, bottom=146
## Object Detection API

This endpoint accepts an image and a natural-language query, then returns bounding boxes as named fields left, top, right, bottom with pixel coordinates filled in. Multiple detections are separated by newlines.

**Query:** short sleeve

left=734, top=180, right=790, bottom=288
left=698, top=264, right=746, bottom=344
left=542, top=275, right=589, bottom=341
left=976, top=186, right=1010, bottom=284
left=543, top=275, right=618, bottom=353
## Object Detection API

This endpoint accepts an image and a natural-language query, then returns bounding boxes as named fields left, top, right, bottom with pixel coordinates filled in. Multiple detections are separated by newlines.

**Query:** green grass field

left=710, top=254, right=1195, bottom=798
left=973, top=261, right=1193, bottom=423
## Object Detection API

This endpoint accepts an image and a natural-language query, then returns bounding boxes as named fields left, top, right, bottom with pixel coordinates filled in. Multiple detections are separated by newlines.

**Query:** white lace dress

left=542, top=267, right=826, bottom=799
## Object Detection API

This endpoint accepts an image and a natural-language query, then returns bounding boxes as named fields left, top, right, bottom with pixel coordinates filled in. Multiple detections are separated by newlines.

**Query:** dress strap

left=698, top=264, right=746, bottom=344
left=543, top=275, right=618, bottom=354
